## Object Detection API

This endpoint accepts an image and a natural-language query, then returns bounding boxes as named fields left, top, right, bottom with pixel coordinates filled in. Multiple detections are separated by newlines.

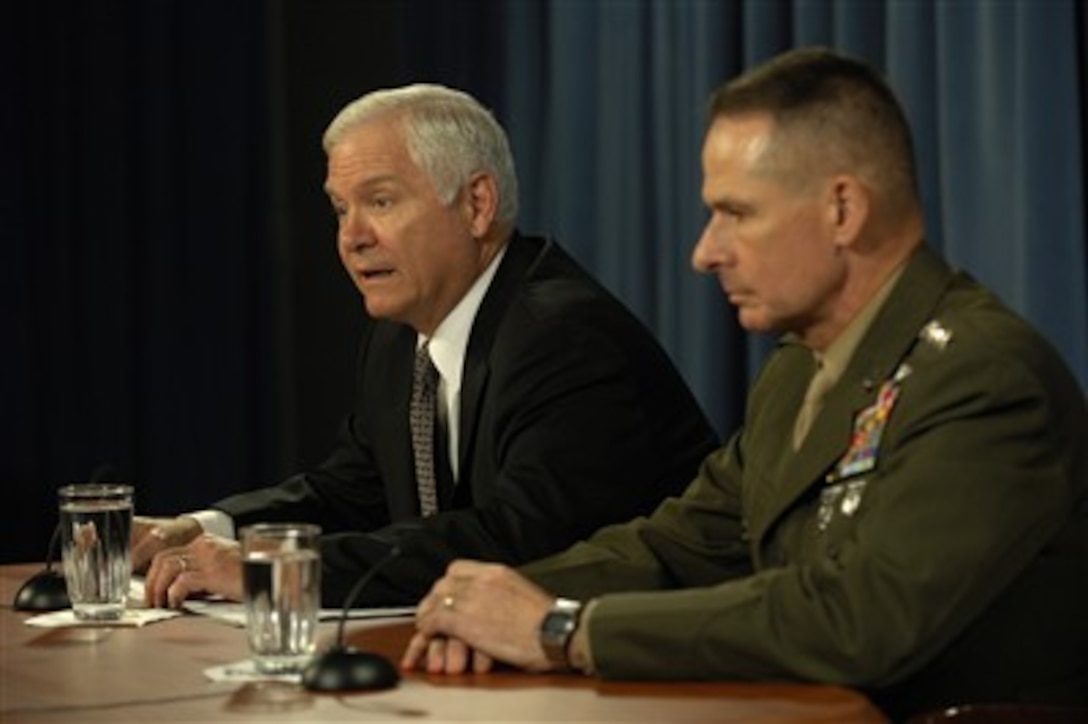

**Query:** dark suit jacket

left=523, top=246, right=1088, bottom=719
left=215, top=233, right=718, bottom=606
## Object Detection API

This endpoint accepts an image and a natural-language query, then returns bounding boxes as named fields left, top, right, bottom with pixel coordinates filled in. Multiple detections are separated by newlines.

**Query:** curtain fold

left=4, top=1, right=282, bottom=562
left=422, top=0, right=1088, bottom=436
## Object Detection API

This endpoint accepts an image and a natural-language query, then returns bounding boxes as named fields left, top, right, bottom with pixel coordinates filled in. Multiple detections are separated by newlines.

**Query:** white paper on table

left=24, top=608, right=182, bottom=628
left=182, top=600, right=416, bottom=627
left=22, top=577, right=181, bottom=627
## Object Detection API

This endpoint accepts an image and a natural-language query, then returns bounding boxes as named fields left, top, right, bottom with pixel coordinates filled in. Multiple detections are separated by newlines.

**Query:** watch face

left=540, top=599, right=582, bottom=665
left=542, top=610, right=576, bottom=638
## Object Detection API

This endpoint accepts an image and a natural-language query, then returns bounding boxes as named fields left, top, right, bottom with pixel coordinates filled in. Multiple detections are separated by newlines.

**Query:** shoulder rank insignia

left=920, top=319, right=953, bottom=350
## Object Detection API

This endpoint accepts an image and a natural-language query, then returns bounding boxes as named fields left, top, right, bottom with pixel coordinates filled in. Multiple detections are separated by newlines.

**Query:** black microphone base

left=301, top=646, right=400, bottom=692
left=13, top=569, right=71, bottom=611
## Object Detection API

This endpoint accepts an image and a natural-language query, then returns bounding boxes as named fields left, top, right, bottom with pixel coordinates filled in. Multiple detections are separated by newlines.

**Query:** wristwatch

left=539, top=597, right=583, bottom=667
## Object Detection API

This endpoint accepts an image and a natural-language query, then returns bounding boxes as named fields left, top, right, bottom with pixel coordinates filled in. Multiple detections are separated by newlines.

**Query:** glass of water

left=58, top=483, right=134, bottom=621
left=241, top=523, right=322, bottom=674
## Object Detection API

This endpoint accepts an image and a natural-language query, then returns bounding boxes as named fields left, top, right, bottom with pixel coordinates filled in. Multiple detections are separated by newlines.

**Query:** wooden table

left=0, top=563, right=887, bottom=722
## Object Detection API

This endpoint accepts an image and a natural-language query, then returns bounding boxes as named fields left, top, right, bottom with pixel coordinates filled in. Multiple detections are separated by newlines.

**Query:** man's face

left=325, top=118, right=481, bottom=335
left=692, top=114, right=846, bottom=341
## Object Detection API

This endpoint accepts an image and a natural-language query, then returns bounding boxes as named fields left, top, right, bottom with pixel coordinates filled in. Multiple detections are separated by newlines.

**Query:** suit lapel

left=457, top=233, right=548, bottom=479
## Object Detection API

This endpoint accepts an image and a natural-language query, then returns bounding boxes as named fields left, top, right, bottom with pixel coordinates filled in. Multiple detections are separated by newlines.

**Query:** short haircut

left=324, top=84, right=519, bottom=226
left=709, top=47, right=919, bottom=211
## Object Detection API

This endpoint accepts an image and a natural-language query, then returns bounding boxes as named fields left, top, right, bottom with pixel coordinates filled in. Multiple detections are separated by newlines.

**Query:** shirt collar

left=418, top=243, right=508, bottom=386
left=816, top=263, right=908, bottom=386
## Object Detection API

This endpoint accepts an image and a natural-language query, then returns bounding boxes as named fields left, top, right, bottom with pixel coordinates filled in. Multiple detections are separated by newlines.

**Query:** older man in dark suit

left=133, top=85, right=718, bottom=608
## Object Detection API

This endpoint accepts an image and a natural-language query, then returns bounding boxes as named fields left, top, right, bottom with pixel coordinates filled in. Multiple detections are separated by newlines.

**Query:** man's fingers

left=166, top=571, right=199, bottom=609
left=472, top=649, right=495, bottom=674
left=443, top=637, right=471, bottom=674
left=426, top=636, right=448, bottom=673
left=401, top=632, right=425, bottom=670
left=144, top=549, right=192, bottom=608
left=401, top=631, right=432, bottom=671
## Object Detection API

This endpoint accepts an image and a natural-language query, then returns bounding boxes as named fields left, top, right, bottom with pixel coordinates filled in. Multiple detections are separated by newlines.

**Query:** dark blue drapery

left=404, top=0, right=1087, bottom=435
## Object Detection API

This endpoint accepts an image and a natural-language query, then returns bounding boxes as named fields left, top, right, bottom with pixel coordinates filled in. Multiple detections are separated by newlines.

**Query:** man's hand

left=131, top=516, right=202, bottom=573
left=401, top=560, right=557, bottom=674
left=143, top=534, right=244, bottom=609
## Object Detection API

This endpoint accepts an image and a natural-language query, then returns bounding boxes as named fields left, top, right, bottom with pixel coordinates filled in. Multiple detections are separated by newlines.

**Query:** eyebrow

left=324, top=174, right=400, bottom=198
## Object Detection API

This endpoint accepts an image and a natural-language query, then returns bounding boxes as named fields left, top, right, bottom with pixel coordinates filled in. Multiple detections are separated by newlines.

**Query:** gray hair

left=709, top=47, right=919, bottom=215
left=323, top=84, right=519, bottom=226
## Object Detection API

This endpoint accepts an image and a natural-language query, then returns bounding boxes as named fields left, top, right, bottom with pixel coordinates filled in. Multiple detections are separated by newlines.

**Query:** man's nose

left=692, top=222, right=725, bottom=273
left=339, top=210, right=375, bottom=251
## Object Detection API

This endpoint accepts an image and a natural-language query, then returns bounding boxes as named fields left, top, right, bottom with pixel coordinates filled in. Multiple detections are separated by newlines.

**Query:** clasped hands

left=402, top=560, right=572, bottom=675
left=131, top=516, right=244, bottom=608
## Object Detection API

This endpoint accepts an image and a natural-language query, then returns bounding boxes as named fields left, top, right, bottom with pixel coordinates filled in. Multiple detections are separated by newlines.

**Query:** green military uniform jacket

left=523, top=246, right=1088, bottom=719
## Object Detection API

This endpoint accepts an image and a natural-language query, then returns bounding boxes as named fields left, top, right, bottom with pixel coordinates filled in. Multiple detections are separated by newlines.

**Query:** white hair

left=323, top=84, right=519, bottom=226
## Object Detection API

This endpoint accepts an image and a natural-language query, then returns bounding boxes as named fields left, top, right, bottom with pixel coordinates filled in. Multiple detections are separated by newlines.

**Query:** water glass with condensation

left=241, top=523, right=322, bottom=674
left=58, top=483, right=134, bottom=621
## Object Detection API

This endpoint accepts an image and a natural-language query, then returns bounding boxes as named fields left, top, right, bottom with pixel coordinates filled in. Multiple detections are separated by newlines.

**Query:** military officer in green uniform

left=402, top=47, right=1088, bottom=721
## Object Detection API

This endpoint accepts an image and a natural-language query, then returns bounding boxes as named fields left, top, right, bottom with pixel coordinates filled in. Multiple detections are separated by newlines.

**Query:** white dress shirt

left=190, top=245, right=508, bottom=540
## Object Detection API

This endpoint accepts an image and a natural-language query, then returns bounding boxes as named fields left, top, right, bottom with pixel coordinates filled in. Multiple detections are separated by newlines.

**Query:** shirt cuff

left=185, top=510, right=235, bottom=540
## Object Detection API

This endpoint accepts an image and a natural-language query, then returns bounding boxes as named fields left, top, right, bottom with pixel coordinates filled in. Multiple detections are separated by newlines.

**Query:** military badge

left=920, top=319, right=953, bottom=350
left=821, top=360, right=911, bottom=524
left=818, top=478, right=868, bottom=532
left=834, top=374, right=903, bottom=479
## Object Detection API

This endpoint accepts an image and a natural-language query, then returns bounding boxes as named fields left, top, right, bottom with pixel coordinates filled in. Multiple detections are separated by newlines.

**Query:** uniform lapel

left=749, top=246, right=957, bottom=542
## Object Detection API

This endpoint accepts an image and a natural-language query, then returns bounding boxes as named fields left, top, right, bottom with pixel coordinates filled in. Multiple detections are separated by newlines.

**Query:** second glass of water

left=241, top=523, right=322, bottom=674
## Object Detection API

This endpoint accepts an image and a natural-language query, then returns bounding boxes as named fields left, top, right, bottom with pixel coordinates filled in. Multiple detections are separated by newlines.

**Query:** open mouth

left=360, top=269, right=394, bottom=281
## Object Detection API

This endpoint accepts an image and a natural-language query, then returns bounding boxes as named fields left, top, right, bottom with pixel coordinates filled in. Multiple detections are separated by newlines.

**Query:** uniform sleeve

left=520, top=442, right=753, bottom=598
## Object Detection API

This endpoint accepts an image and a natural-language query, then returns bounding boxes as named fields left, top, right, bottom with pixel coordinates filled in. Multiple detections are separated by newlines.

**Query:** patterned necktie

left=410, top=342, right=441, bottom=516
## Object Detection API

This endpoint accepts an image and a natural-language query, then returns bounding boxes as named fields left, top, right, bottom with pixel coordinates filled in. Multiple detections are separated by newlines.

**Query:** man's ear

left=462, top=172, right=499, bottom=238
left=828, top=175, right=869, bottom=250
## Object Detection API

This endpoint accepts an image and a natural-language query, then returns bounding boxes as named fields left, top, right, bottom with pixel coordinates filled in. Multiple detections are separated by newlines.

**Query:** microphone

left=301, top=544, right=403, bottom=692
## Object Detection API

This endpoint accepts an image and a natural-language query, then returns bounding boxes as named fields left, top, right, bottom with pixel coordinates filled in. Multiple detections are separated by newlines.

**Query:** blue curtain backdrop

left=402, top=0, right=1088, bottom=436
left=5, top=0, right=1087, bottom=562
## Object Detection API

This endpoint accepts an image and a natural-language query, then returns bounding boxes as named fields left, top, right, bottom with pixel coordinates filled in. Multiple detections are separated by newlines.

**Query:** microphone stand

left=301, top=544, right=403, bottom=692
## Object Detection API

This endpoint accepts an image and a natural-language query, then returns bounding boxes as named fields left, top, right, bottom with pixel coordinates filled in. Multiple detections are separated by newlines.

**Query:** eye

left=723, top=204, right=746, bottom=221
left=370, top=195, right=394, bottom=210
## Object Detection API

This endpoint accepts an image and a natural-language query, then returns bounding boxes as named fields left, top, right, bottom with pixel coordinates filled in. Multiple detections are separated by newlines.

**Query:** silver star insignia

left=920, top=320, right=953, bottom=350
